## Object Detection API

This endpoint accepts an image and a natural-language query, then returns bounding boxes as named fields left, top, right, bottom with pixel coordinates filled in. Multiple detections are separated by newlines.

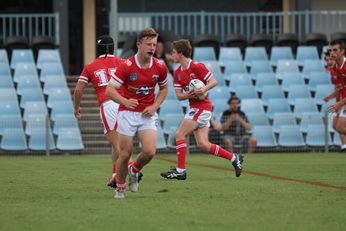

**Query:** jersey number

left=95, top=68, right=116, bottom=86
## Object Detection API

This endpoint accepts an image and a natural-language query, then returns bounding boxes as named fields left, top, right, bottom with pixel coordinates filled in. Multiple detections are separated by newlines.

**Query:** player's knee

left=142, top=148, right=156, bottom=158
left=196, top=141, right=209, bottom=151
left=175, top=131, right=186, bottom=141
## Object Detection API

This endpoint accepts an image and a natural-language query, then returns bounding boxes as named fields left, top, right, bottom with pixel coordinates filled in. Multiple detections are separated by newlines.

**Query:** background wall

left=311, top=0, right=346, bottom=10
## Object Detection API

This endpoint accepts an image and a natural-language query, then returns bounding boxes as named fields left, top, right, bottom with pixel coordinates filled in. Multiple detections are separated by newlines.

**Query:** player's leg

left=223, top=135, right=234, bottom=153
left=105, top=130, right=119, bottom=188
left=160, top=119, right=198, bottom=180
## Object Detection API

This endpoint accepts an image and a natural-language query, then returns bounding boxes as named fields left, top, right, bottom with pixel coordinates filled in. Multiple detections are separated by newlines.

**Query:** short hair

left=172, top=39, right=192, bottom=58
left=137, top=27, right=159, bottom=42
left=227, top=96, right=240, bottom=105
left=330, top=39, right=345, bottom=50
left=96, top=35, right=114, bottom=56
left=324, top=49, right=331, bottom=61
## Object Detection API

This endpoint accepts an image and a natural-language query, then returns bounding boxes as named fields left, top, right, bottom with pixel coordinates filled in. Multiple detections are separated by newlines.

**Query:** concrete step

left=82, top=133, right=105, bottom=141
left=80, top=100, right=99, bottom=107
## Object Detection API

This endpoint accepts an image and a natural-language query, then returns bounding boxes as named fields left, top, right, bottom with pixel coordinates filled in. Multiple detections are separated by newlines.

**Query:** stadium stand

left=276, top=33, right=300, bottom=55
left=251, top=34, right=274, bottom=55
left=224, top=34, right=248, bottom=56
left=195, top=34, right=220, bottom=58
left=304, top=33, right=328, bottom=57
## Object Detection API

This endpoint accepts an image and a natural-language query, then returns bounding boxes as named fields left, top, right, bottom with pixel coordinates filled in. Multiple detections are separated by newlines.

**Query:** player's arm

left=194, top=76, right=217, bottom=95
left=175, top=88, right=194, bottom=101
left=328, top=97, right=346, bottom=113
left=105, top=79, right=138, bottom=109
left=324, top=90, right=339, bottom=102
left=73, top=80, right=88, bottom=119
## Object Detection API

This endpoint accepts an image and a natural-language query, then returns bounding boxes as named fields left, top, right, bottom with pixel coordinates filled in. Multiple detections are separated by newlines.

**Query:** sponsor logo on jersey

left=152, top=75, right=159, bottom=82
left=125, top=59, right=132, bottom=66
left=130, top=73, right=137, bottom=81
left=136, top=86, right=150, bottom=95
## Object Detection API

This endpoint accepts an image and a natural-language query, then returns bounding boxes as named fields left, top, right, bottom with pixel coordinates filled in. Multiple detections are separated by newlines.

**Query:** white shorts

left=116, top=110, right=158, bottom=137
left=99, top=100, right=119, bottom=134
left=338, top=105, right=346, bottom=117
left=184, top=108, right=212, bottom=128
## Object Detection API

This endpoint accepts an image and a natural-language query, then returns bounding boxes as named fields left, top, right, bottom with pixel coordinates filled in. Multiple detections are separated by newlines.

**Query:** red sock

left=209, top=144, right=234, bottom=160
left=112, top=164, right=117, bottom=174
left=176, top=139, right=187, bottom=169
left=128, top=161, right=134, bottom=167
left=116, top=181, right=126, bottom=190
left=131, top=161, right=141, bottom=174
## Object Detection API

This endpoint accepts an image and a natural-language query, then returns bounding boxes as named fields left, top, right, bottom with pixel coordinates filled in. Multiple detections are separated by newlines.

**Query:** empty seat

left=25, top=114, right=47, bottom=135
left=28, top=128, right=56, bottom=151
left=4, top=36, right=29, bottom=59
left=307, top=72, right=331, bottom=92
left=251, top=34, right=274, bottom=55
left=213, top=98, right=228, bottom=121
left=159, top=99, right=184, bottom=121
left=272, top=112, right=297, bottom=133
left=306, top=124, right=331, bottom=146
left=247, top=112, right=269, bottom=126
left=39, top=63, right=64, bottom=82
left=276, top=33, right=300, bottom=55
left=278, top=125, right=305, bottom=147
left=276, top=60, right=299, bottom=80
left=32, top=36, right=56, bottom=60
left=0, top=128, right=27, bottom=151
left=193, top=47, right=216, bottom=62
left=250, top=60, right=273, bottom=77
left=218, top=47, right=242, bottom=67
left=300, top=112, right=324, bottom=133
left=305, top=33, right=328, bottom=57
left=0, top=63, right=14, bottom=88
left=223, top=61, right=247, bottom=81
left=195, top=34, right=220, bottom=58
left=244, top=47, right=268, bottom=66
left=36, top=49, right=61, bottom=69
left=261, top=85, right=285, bottom=106
left=224, top=34, right=248, bottom=55
left=10, top=49, right=35, bottom=69
left=56, top=128, right=84, bottom=151
left=270, top=46, right=294, bottom=66
left=0, top=49, right=9, bottom=64
left=281, top=72, right=305, bottom=92
left=43, top=75, right=68, bottom=95
left=255, top=73, right=278, bottom=93
left=16, top=75, right=42, bottom=96
left=0, top=101, right=21, bottom=118
left=287, top=85, right=311, bottom=105
left=240, top=99, right=265, bottom=114
left=13, top=62, right=38, bottom=83
left=315, top=84, right=334, bottom=105
left=209, top=86, right=230, bottom=101
left=23, top=101, right=48, bottom=122
left=228, top=73, right=252, bottom=92
left=53, top=114, right=79, bottom=135
left=266, top=98, right=292, bottom=119
left=50, top=100, right=74, bottom=121
left=252, top=125, right=277, bottom=147
left=296, top=46, right=319, bottom=66
left=302, top=60, right=325, bottom=76
left=203, top=61, right=224, bottom=83
left=293, top=98, right=319, bottom=119
left=47, top=88, right=72, bottom=108
left=156, top=126, right=167, bottom=149
left=20, top=88, right=45, bottom=109
left=234, top=85, right=258, bottom=100
left=0, top=88, right=18, bottom=102
left=162, top=114, right=184, bottom=135
left=0, top=116, right=23, bottom=135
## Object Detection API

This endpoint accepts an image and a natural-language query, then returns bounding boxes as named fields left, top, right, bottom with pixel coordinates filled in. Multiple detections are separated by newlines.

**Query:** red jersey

left=79, top=55, right=124, bottom=105
left=173, top=60, right=213, bottom=111
left=111, top=54, right=168, bottom=112
left=331, top=57, right=346, bottom=100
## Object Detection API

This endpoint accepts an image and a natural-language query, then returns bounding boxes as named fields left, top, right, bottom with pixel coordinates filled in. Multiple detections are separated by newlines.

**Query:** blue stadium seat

left=223, top=61, right=247, bottom=80
left=0, top=101, right=21, bottom=118
left=276, top=60, right=299, bottom=80
left=228, top=73, right=252, bottom=92
left=249, top=60, right=273, bottom=77
left=0, top=115, right=23, bottom=135
left=278, top=125, right=305, bottom=147
left=0, top=128, right=27, bottom=151
left=293, top=98, right=319, bottom=119
left=287, top=84, right=311, bottom=105
left=315, top=84, right=334, bottom=105
left=43, top=75, right=68, bottom=95
left=213, top=98, right=228, bottom=121
left=261, top=85, right=285, bottom=106
left=209, top=86, right=231, bottom=101
left=28, top=127, right=56, bottom=151
left=300, top=112, right=324, bottom=133
left=53, top=114, right=79, bottom=135
left=23, top=101, right=48, bottom=122
left=156, top=126, right=167, bottom=149
left=159, top=99, right=184, bottom=121
left=302, top=60, right=326, bottom=76
left=218, top=47, right=242, bottom=67
left=266, top=98, right=292, bottom=120
left=36, top=49, right=62, bottom=69
left=25, top=114, right=47, bottom=135
left=296, top=46, right=319, bottom=66
left=307, top=72, right=331, bottom=92
left=47, top=88, right=72, bottom=108
left=0, top=49, right=9, bottom=64
left=254, top=73, right=278, bottom=93
left=306, top=124, right=331, bottom=146
left=203, top=61, right=225, bottom=85
left=240, top=99, right=265, bottom=114
left=116, top=48, right=123, bottom=57
left=281, top=72, right=305, bottom=92
left=56, top=128, right=84, bottom=151
left=10, top=49, right=35, bottom=69
left=193, top=47, right=216, bottom=61
left=162, top=114, right=184, bottom=135
left=234, top=85, right=258, bottom=100
left=333, top=132, right=342, bottom=146
left=272, top=112, right=297, bottom=133
left=13, top=62, right=38, bottom=83
left=50, top=100, right=75, bottom=121
left=244, top=47, right=268, bottom=66
left=0, top=63, right=14, bottom=88
left=252, top=125, right=277, bottom=147
left=165, top=87, right=178, bottom=100
left=20, top=88, right=45, bottom=109
left=270, top=46, right=293, bottom=66
left=0, top=88, right=18, bottom=102
left=16, top=75, right=42, bottom=96
left=247, top=112, right=269, bottom=126
left=39, top=63, right=64, bottom=82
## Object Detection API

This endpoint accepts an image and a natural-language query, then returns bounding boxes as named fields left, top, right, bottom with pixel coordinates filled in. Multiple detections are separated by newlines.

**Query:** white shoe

left=128, top=165, right=139, bottom=192
left=114, top=189, right=125, bottom=199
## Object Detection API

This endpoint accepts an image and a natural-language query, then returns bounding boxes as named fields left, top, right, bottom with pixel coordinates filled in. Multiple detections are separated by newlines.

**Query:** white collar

left=135, top=53, right=152, bottom=68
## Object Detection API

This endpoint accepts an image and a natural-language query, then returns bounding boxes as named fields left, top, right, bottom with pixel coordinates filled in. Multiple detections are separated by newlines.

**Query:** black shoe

left=138, top=172, right=143, bottom=182
left=107, top=172, right=143, bottom=189
left=160, top=167, right=187, bottom=180
left=340, top=148, right=346, bottom=153
left=232, top=154, right=244, bottom=177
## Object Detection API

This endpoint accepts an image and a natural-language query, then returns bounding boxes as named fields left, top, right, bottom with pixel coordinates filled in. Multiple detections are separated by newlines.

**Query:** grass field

left=0, top=153, right=345, bottom=231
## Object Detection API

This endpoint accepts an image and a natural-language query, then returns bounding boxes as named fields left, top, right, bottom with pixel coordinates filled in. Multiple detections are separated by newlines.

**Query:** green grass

left=0, top=153, right=346, bottom=231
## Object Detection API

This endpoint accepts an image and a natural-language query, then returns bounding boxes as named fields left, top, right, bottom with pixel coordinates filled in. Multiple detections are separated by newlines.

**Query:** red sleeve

left=194, top=62, right=213, bottom=84
left=173, top=70, right=182, bottom=90
left=112, top=60, right=130, bottom=86
left=158, top=63, right=168, bottom=87
left=79, top=66, right=90, bottom=83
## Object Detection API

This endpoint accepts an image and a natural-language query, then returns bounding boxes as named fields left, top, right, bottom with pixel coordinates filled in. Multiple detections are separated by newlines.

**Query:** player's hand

left=124, top=98, right=139, bottom=109
left=142, top=105, right=158, bottom=117
left=187, top=89, right=196, bottom=98
left=327, top=102, right=340, bottom=113
left=194, top=86, right=207, bottom=95
left=74, top=108, right=82, bottom=119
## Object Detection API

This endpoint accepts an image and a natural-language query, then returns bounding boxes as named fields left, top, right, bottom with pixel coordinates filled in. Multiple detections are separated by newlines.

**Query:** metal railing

left=117, top=10, right=346, bottom=42
left=0, top=13, right=59, bottom=45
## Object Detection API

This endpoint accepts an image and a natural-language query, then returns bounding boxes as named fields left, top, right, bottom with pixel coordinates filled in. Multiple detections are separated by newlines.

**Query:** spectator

left=220, top=96, right=256, bottom=153
left=154, top=40, right=174, bottom=72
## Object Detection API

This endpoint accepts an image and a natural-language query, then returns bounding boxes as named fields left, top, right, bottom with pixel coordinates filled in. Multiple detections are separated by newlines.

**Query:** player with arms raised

left=160, top=39, right=243, bottom=180
left=106, top=28, right=168, bottom=199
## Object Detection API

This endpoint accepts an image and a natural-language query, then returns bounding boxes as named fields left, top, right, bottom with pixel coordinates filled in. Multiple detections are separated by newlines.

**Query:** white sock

left=341, top=144, right=346, bottom=149
left=176, top=167, right=186, bottom=173
left=231, top=155, right=236, bottom=162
